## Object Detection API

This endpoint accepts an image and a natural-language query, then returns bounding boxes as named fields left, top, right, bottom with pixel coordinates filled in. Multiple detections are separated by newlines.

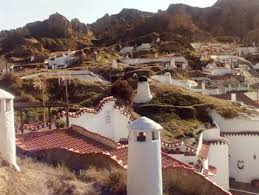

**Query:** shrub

left=111, top=79, right=133, bottom=106
left=55, top=119, right=66, bottom=128
left=79, top=167, right=127, bottom=194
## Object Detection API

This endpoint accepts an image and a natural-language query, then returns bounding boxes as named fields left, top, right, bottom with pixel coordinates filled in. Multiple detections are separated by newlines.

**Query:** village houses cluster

left=1, top=39, right=259, bottom=194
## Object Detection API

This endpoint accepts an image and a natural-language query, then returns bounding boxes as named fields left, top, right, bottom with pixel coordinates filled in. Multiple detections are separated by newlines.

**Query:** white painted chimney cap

left=128, top=117, right=163, bottom=132
left=0, top=89, right=14, bottom=99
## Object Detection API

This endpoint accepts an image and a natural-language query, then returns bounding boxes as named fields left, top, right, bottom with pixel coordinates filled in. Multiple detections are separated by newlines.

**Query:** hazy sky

left=0, top=0, right=217, bottom=30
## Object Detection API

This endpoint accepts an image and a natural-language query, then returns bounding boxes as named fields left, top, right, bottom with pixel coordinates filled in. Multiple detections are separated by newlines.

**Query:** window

left=152, top=131, right=158, bottom=141
left=137, top=132, right=146, bottom=142
left=254, top=155, right=256, bottom=160
left=6, top=100, right=11, bottom=111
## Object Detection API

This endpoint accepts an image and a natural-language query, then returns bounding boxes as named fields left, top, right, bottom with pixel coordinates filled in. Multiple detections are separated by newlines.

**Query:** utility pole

left=59, top=72, right=71, bottom=127
left=34, top=77, right=47, bottom=128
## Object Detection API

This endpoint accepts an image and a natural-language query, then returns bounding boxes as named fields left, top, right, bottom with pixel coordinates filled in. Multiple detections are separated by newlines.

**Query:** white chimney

left=133, top=76, right=153, bottom=104
left=164, top=72, right=172, bottom=84
left=112, top=59, right=118, bottom=69
left=170, top=58, right=176, bottom=69
left=201, top=82, right=206, bottom=90
left=127, top=117, right=163, bottom=195
left=0, top=89, right=19, bottom=171
left=231, top=93, right=236, bottom=102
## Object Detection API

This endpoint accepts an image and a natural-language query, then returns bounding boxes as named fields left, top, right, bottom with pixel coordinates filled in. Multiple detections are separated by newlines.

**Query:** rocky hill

left=0, top=13, right=94, bottom=63
left=91, top=0, right=259, bottom=48
left=1, top=0, right=259, bottom=62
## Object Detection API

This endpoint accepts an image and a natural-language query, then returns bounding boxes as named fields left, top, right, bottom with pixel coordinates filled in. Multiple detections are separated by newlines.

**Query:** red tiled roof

left=16, top=128, right=190, bottom=169
left=198, top=143, right=210, bottom=159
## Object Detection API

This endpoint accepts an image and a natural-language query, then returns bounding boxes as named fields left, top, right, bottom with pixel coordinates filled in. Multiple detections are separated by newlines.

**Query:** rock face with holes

left=0, top=89, right=19, bottom=171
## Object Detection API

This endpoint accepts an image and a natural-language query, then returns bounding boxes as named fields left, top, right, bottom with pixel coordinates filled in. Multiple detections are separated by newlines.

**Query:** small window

left=6, top=100, right=11, bottom=111
left=137, top=132, right=146, bottom=142
left=254, top=155, right=256, bottom=160
left=152, top=131, right=158, bottom=141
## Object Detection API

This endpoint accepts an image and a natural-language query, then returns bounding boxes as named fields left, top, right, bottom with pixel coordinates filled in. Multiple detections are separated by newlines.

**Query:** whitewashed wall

left=207, top=143, right=229, bottom=190
left=224, top=134, right=259, bottom=183
left=121, top=57, right=188, bottom=67
left=69, top=101, right=130, bottom=142
left=0, top=99, right=19, bottom=170
left=203, top=67, right=232, bottom=76
left=210, top=111, right=259, bottom=132
left=202, top=128, right=221, bottom=140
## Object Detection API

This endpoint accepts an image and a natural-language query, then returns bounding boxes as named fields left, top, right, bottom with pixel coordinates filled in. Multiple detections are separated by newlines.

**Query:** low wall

left=17, top=148, right=122, bottom=171
left=163, top=167, right=230, bottom=195
left=71, top=125, right=118, bottom=149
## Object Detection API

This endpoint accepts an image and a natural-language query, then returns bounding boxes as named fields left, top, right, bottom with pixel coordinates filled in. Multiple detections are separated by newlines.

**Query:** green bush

left=55, top=119, right=66, bottom=128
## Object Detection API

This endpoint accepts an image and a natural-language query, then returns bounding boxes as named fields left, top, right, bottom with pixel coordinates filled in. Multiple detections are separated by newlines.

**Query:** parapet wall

left=163, top=166, right=231, bottom=195
left=71, top=125, right=118, bottom=149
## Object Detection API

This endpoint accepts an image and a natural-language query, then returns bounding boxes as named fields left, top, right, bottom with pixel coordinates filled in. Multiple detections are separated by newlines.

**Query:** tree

left=111, top=80, right=133, bottom=106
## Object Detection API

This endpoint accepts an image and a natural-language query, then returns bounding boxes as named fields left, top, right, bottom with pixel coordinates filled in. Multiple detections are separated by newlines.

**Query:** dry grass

left=0, top=157, right=91, bottom=195
left=79, top=167, right=127, bottom=194
left=0, top=157, right=127, bottom=195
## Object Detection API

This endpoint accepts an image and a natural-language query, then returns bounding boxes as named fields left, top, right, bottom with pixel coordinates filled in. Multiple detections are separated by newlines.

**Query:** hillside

left=1, top=0, right=259, bottom=63
left=0, top=156, right=126, bottom=195
left=134, top=82, right=247, bottom=141
left=0, top=13, right=94, bottom=63
left=91, top=0, right=259, bottom=47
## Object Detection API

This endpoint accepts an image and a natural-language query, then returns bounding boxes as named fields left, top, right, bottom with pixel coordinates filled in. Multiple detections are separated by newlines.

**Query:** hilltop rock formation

left=91, top=0, right=259, bottom=48
left=1, top=0, right=259, bottom=63
left=0, top=13, right=94, bottom=63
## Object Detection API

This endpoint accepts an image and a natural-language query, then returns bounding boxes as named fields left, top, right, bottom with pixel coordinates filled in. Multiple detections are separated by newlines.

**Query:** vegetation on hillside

left=134, top=82, right=247, bottom=141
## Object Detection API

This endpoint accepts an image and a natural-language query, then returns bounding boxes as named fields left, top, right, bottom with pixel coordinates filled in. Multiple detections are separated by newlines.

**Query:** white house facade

left=67, top=97, right=131, bottom=142
left=210, top=111, right=259, bottom=184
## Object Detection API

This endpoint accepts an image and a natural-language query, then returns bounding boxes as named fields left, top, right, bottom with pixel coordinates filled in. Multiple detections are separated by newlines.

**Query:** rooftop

left=16, top=127, right=189, bottom=169
left=212, top=92, right=259, bottom=108
left=128, top=117, right=163, bottom=132
left=0, top=88, right=14, bottom=99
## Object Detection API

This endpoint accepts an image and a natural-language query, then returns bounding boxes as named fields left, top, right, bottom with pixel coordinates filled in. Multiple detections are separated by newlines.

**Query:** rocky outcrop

left=91, top=0, right=259, bottom=47
left=0, top=13, right=94, bottom=63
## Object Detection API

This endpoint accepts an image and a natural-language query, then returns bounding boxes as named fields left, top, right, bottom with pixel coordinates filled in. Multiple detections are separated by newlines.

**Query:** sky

left=0, top=0, right=217, bottom=31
